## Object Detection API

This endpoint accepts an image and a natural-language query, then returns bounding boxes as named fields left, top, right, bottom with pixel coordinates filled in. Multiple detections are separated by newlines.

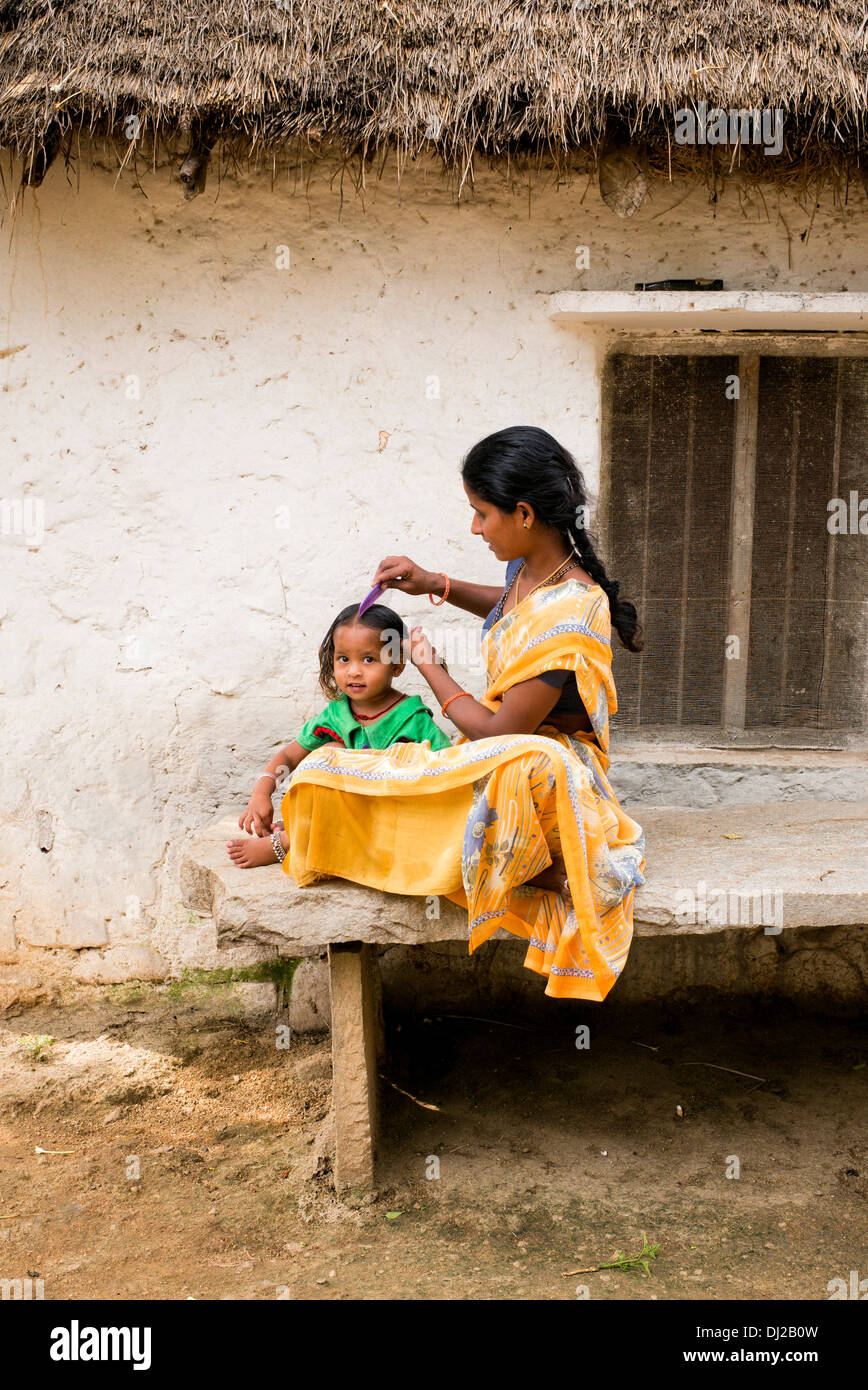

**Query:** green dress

left=296, top=692, right=453, bottom=753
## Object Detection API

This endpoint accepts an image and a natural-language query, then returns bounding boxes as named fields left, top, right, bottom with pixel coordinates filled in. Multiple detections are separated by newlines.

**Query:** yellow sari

left=280, top=580, right=646, bottom=1001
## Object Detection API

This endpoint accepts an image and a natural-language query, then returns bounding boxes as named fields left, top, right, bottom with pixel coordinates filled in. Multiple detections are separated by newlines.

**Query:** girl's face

left=464, top=483, right=529, bottom=561
left=332, top=622, right=403, bottom=700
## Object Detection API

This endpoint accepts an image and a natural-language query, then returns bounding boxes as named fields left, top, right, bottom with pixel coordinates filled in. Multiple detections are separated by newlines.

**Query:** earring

left=523, top=521, right=530, bottom=529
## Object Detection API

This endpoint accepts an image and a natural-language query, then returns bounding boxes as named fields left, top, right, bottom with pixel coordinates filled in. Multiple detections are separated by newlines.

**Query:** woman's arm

left=408, top=629, right=561, bottom=739
left=372, top=555, right=500, bottom=620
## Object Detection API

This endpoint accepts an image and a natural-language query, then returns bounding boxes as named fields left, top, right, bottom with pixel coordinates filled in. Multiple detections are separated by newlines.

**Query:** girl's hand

left=372, top=555, right=434, bottom=596
left=238, top=788, right=275, bottom=837
left=408, top=626, right=439, bottom=668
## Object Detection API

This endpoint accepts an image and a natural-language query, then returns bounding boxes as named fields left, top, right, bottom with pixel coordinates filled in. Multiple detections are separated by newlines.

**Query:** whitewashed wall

left=2, top=147, right=866, bottom=985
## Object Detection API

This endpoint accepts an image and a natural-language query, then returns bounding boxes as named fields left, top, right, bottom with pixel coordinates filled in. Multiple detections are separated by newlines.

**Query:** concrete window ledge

left=547, top=291, right=868, bottom=333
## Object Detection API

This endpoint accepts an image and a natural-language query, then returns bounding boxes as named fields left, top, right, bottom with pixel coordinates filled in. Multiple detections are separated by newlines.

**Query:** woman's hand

left=372, top=555, right=435, bottom=597
left=238, top=787, right=275, bottom=837
left=407, top=626, right=440, bottom=669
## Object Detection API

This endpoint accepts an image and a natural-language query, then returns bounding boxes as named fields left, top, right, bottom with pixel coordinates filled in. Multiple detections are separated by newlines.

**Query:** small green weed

left=20, top=1034, right=55, bottom=1063
left=565, top=1233, right=660, bottom=1278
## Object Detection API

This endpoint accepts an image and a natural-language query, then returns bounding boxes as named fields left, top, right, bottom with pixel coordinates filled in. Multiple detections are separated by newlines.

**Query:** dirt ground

left=1, top=980, right=865, bottom=1301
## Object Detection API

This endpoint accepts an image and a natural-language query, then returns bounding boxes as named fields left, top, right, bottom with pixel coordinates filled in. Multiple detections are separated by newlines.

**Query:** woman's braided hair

left=461, top=425, right=643, bottom=653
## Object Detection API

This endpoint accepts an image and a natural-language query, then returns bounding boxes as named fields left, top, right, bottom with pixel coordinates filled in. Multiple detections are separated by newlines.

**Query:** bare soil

left=1, top=983, right=865, bottom=1301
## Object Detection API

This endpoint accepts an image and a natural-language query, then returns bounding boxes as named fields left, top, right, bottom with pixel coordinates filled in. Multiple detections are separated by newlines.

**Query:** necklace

left=515, top=555, right=574, bottom=607
left=351, top=692, right=406, bottom=722
left=493, top=555, right=574, bottom=625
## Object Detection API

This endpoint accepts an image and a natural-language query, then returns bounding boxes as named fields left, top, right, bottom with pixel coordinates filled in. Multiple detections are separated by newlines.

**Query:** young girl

left=225, top=601, right=452, bottom=868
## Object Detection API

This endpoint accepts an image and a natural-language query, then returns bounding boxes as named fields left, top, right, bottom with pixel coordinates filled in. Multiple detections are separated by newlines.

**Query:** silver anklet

left=271, top=829, right=287, bottom=863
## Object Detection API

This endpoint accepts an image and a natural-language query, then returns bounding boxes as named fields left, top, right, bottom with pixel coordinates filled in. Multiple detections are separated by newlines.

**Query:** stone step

left=181, top=802, right=868, bottom=955
left=608, top=745, right=868, bottom=808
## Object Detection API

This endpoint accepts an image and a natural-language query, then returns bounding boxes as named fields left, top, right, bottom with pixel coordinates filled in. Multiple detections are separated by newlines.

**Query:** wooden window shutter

left=603, top=351, right=867, bottom=739
left=605, top=354, right=736, bottom=729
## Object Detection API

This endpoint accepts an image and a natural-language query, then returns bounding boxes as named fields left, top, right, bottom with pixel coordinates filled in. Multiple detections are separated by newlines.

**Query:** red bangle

left=441, top=691, right=472, bottom=719
left=429, top=573, right=450, bottom=605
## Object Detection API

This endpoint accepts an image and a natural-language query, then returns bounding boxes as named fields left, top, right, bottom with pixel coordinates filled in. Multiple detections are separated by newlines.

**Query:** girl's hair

left=461, top=425, right=643, bottom=653
left=317, top=602, right=407, bottom=700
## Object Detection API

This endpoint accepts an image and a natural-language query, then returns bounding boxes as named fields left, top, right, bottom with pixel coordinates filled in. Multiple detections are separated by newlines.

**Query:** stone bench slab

left=181, top=802, right=868, bottom=952
left=181, top=801, right=867, bottom=1194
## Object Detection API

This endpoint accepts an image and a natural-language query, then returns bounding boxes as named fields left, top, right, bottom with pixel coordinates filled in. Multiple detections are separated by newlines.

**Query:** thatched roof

left=1, top=1, right=866, bottom=182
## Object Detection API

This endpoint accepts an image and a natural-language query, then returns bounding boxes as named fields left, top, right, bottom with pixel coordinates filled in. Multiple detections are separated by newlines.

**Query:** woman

left=280, top=426, right=646, bottom=1001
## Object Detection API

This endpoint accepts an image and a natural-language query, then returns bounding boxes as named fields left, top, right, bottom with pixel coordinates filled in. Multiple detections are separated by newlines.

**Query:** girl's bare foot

left=226, top=830, right=288, bottom=868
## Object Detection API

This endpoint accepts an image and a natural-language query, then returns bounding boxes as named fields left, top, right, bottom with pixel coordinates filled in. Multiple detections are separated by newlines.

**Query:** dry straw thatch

left=0, top=0, right=866, bottom=186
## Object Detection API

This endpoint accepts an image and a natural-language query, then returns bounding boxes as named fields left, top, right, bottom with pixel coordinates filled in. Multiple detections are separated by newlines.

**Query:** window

left=602, top=350, right=868, bottom=744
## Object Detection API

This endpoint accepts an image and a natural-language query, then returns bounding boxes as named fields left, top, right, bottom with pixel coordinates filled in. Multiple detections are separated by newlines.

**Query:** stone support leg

left=328, top=942, right=380, bottom=1190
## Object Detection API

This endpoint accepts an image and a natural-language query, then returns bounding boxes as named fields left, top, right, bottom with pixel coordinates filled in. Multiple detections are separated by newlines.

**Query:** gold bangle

left=441, top=691, right=472, bottom=719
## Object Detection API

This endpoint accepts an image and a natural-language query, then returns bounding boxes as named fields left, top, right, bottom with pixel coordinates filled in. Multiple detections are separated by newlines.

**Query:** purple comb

left=357, top=581, right=384, bottom=617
